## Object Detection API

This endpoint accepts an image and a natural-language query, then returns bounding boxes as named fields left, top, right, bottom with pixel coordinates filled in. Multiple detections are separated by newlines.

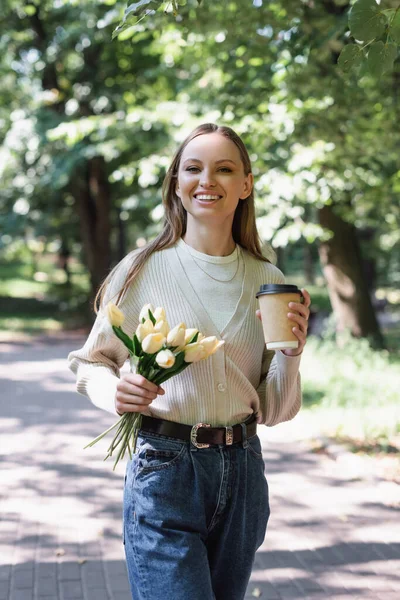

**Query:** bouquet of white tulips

left=84, top=302, right=225, bottom=470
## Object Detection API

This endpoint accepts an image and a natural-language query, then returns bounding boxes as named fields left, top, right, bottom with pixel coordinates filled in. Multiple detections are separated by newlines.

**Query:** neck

left=182, top=230, right=236, bottom=257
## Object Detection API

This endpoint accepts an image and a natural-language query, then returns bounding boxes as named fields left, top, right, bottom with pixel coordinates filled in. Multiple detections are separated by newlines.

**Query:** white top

left=67, top=239, right=302, bottom=427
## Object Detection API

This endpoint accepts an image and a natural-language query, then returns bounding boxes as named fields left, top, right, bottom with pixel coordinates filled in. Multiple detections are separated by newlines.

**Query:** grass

left=300, top=333, right=400, bottom=453
left=0, top=258, right=91, bottom=335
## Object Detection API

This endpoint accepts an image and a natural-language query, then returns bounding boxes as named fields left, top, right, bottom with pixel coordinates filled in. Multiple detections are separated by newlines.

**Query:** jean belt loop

left=240, top=422, right=249, bottom=449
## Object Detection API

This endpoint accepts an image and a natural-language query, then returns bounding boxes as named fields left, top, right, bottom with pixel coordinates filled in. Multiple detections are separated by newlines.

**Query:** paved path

left=0, top=338, right=399, bottom=600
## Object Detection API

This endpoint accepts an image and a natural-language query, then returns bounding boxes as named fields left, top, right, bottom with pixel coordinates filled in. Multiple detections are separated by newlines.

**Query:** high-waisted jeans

left=122, top=419, right=270, bottom=600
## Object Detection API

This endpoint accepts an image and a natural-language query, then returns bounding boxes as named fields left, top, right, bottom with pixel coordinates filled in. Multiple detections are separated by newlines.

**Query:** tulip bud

left=153, top=306, right=166, bottom=323
left=154, top=319, right=170, bottom=337
left=198, top=336, right=219, bottom=358
left=139, top=303, right=155, bottom=323
left=106, top=302, right=125, bottom=328
left=207, top=339, right=225, bottom=356
left=184, top=342, right=207, bottom=363
left=155, top=349, right=176, bottom=369
left=184, top=328, right=199, bottom=345
left=142, top=333, right=166, bottom=354
left=135, top=318, right=154, bottom=342
left=167, top=323, right=186, bottom=347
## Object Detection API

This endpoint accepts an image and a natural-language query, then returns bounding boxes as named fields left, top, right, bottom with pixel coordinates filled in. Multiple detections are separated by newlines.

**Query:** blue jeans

left=122, top=421, right=270, bottom=600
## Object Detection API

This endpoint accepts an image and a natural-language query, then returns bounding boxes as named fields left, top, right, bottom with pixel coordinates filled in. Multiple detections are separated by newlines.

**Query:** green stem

left=106, top=416, right=130, bottom=454
left=112, top=423, right=133, bottom=470
left=83, top=416, right=124, bottom=448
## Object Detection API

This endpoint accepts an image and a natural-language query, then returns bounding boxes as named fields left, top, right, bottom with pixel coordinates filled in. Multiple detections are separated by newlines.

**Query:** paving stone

left=1, top=339, right=399, bottom=600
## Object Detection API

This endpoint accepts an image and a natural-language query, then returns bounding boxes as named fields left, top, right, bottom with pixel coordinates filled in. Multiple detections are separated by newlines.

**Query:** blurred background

left=1, top=0, right=399, bottom=457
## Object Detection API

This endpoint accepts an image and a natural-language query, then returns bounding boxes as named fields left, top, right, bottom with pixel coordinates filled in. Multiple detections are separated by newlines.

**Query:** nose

left=200, top=169, right=217, bottom=187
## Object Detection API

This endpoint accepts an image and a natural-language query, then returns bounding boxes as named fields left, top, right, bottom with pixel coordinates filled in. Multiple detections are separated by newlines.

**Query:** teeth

left=195, top=195, right=221, bottom=200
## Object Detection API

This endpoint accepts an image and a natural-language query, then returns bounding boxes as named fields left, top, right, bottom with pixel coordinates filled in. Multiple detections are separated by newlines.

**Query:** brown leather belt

left=139, top=412, right=258, bottom=449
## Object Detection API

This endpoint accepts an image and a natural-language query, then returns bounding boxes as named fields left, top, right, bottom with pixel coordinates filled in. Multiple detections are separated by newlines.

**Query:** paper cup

left=255, top=284, right=303, bottom=350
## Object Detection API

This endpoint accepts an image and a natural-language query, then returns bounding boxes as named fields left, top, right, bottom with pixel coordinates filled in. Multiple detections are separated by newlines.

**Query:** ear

left=175, top=183, right=181, bottom=198
left=240, top=172, right=254, bottom=200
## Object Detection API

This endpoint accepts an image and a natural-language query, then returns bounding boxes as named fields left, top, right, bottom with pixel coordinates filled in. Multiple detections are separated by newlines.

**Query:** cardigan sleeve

left=255, top=347, right=302, bottom=426
left=255, top=265, right=302, bottom=426
left=67, top=252, right=141, bottom=417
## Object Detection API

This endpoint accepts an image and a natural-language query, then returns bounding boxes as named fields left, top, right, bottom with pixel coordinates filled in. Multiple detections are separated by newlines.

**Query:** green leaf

left=338, top=44, right=363, bottom=72
left=367, top=41, right=397, bottom=76
left=112, top=326, right=134, bottom=354
left=125, top=0, right=161, bottom=18
left=112, top=0, right=161, bottom=39
left=148, top=308, right=157, bottom=326
left=349, top=0, right=388, bottom=41
left=133, top=333, right=143, bottom=356
left=389, top=9, right=400, bottom=44
left=188, top=331, right=199, bottom=344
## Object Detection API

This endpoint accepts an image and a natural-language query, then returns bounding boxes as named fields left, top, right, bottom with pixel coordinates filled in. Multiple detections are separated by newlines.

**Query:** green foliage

left=301, top=333, right=400, bottom=442
left=112, top=0, right=203, bottom=39
left=338, top=0, right=400, bottom=77
left=348, top=0, right=387, bottom=41
left=337, top=43, right=363, bottom=71
left=367, top=40, right=397, bottom=75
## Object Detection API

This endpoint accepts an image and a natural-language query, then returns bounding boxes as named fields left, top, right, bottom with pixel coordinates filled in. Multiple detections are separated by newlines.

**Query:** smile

left=193, top=194, right=222, bottom=202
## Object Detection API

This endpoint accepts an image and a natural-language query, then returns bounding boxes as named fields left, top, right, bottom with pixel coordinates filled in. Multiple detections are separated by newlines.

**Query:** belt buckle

left=191, top=423, right=211, bottom=448
left=225, top=426, right=233, bottom=445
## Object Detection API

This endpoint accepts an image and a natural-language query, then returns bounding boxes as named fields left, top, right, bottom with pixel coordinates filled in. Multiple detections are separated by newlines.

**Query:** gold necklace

left=181, top=240, right=242, bottom=283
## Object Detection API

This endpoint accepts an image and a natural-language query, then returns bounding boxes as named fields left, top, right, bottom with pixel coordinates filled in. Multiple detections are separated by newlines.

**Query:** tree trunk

left=58, top=238, right=71, bottom=286
left=303, top=242, right=315, bottom=285
left=318, top=205, right=385, bottom=349
left=116, top=206, right=127, bottom=263
left=71, top=156, right=112, bottom=310
left=275, top=246, right=285, bottom=272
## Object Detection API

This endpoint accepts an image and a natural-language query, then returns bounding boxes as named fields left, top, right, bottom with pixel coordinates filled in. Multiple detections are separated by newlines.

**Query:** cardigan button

left=217, top=383, right=226, bottom=392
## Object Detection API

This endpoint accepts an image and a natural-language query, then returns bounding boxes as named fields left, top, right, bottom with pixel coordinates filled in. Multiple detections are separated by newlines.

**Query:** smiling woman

left=67, top=122, right=309, bottom=600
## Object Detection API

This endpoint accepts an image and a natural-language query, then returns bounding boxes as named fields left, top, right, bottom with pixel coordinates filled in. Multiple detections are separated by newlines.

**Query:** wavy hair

left=94, top=122, right=274, bottom=314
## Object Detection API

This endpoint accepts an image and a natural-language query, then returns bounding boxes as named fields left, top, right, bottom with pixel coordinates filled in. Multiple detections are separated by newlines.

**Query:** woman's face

left=175, top=133, right=253, bottom=223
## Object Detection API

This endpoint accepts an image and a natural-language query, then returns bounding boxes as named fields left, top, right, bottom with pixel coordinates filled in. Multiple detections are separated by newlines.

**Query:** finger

left=115, top=402, right=141, bottom=414
left=118, top=382, right=157, bottom=401
left=123, top=374, right=159, bottom=395
left=291, top=326, right=306, bottom=346
left=288, top=302, right=309, bottom=320
left=136, top=375, right=160, bottom=395
left=288, top=312, right=308, bottom=333
left=117, top=392, right=153, bottom=406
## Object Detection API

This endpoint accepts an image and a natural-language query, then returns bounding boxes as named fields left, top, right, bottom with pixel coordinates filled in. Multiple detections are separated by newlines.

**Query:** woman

left=68, top=122, right=311, bottom=600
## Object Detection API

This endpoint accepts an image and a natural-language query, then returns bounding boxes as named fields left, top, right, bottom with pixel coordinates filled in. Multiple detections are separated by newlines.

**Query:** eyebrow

left=182, top=158, right=237, bottom=165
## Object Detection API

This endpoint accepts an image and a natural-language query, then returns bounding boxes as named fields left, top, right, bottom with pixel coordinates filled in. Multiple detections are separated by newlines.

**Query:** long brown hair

left=94, top=122, right=274, bottom=314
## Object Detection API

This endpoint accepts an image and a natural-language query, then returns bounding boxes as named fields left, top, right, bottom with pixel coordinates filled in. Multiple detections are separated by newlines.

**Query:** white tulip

left=199, top=336, right=225, bottom=357
left=154, top=319, right=170, bottom=337
left=106, top=302, right=125, bottom=327
left=153, top=306, right=167, bottom=323
left=208, top=339, right=225, bottom=355
left=155, top=349, right=176, bottom=369
left=167, top=323, right=186, bottom=347
left=139, top=303, right=155, bottom=323
left=184, top=342, right=207, bottom=363
left=135, top=318, right=154, bottom=342
left=184, top=328, right=199, bottom=345
left=142, top=333, right=166, bottom=354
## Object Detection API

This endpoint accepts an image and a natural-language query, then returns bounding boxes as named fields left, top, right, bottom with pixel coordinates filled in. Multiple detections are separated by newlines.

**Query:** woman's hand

left=115, top=374, right=165, bottom=416
left=256, top=288, right=311, bottom=357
